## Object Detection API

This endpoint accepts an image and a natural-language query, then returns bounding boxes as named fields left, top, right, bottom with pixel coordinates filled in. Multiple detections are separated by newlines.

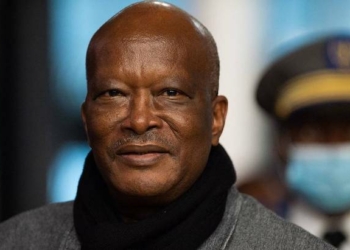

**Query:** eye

left=93, top=89, right=125, bottom=101
left=103, top=89, right=123, bottom=97
left=97, top=89, right=124, bottom=98
left=161, top=89, right=183, bottom=97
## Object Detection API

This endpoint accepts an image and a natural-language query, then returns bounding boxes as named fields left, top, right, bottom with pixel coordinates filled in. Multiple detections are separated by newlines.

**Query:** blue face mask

left=286, top=143, right=350, bottom=214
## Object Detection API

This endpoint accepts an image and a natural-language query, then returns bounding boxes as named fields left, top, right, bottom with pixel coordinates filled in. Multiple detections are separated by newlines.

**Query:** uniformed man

left=250, top=35, right=350, bottom=249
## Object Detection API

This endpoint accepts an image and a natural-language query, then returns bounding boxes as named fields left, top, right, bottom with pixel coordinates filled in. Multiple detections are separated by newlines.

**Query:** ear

left=81, top=102, right=91, bottom=146
left=211, top=95, right=228, bottom=146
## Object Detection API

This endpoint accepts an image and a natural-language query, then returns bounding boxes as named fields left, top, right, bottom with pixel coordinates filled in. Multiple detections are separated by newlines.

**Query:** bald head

left=86, top=1, right=220, bottom=96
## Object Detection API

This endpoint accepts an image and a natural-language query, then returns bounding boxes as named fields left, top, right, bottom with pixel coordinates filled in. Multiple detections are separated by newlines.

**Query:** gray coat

left=0, top=187, right=335, bottom=250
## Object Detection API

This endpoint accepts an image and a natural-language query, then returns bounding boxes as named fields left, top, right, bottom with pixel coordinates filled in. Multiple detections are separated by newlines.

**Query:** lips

left=115, top=144, right=169, bottom=167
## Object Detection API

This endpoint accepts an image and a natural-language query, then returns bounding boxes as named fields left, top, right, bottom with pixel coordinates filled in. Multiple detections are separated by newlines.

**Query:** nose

left=121, top=92, right=162, bottom=135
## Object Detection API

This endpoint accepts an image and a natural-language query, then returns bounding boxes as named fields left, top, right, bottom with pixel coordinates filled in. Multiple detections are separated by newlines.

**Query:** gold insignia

left=327, top=39, right=350, bottom=69
left=335, top=42, right=350, bottom=67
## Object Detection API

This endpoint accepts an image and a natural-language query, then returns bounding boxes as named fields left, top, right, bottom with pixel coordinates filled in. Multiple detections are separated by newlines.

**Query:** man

left=245, top=35, right=350, bottom=249
left=0, top=1, right=335, bottom=249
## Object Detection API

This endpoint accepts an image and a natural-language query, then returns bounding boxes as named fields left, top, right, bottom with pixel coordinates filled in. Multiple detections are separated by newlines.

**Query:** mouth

left=115, top=144, right=169, bottom=167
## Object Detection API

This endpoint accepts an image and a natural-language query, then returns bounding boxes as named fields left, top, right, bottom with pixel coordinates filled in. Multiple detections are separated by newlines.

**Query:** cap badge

left=326, top=37, right=350, bottom=69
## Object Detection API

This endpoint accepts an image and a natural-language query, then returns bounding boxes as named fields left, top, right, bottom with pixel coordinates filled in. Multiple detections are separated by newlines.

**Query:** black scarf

left=74, top=144, right=236, bottom=250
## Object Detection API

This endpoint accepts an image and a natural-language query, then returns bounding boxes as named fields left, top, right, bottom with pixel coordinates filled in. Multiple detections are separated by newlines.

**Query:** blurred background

left=1, top=0, right=350, bottom=222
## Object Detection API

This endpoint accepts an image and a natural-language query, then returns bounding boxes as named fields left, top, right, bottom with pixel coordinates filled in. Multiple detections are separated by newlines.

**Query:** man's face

left=82, top=36, right=224, bottom=203
left=280, top=115, right=350, bottom=214
left=278, top=116, right=350, bottom=163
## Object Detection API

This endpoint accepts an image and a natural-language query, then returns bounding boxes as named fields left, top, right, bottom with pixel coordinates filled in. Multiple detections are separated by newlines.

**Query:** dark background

left=0, top=0, right=88, bottom=221
left=1, top=0, right=53, bottom=221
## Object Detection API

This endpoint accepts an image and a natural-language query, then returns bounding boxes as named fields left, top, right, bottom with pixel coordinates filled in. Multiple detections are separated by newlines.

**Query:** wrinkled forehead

left=90, top=31, right=190, bottom=60
left=87, top=25, right=211, bottom=84
left=88, top=16, right=210, bottom=58
left=89, top=37, right=191, bottom=83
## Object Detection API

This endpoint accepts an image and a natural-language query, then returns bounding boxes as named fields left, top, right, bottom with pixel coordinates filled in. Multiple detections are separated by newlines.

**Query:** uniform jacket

left=0, top=187, right=335, bottom=250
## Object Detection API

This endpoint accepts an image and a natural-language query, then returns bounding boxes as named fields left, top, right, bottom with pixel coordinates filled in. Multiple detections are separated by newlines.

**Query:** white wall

left=196, top=0, right=273, bottom=184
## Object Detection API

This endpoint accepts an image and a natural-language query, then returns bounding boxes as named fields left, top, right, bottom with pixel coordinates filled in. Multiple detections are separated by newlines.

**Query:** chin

left=110, top=170, right=184, bottom=201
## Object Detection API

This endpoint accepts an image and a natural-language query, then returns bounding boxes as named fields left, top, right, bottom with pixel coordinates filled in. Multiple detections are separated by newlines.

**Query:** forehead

left=89, top=35, right=203, bottom=87
left=96, top=36, right=184, bottom=66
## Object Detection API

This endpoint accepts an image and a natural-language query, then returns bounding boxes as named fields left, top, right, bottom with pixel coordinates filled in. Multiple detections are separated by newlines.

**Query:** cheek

left=169, top=109, right=213, bottom=186
left=160, top=102, right=213, bottom=155
left=85, top=105, right=124, bottom=145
